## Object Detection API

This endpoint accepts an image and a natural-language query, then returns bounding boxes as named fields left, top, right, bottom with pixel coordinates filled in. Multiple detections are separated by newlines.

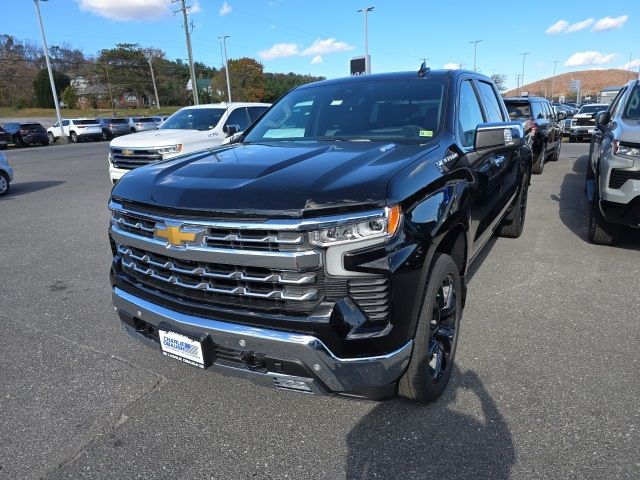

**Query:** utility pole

left=627, top=53, right=633, bottom=81
left=357, top=6, right=374, bottom=74
left=33, top=0, right=65, bottom=142
left=219, top=35, right=232, bottom=103
left=470, top=40, right=482, bottom=72
left=147, top=58, right=160, bottom=109
left=173, top=0, right=199, bottom=105
left=519, top=52, right=529, bottom=96
left=104, top=62, right=115, bottom=115
left=515, top=74, right=522, bottom=94
left=551, top=60, right=559, bottom=102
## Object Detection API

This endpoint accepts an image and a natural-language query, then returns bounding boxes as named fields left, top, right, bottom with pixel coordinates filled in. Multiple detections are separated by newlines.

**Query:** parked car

left=108, top=69, right=532, bottom=403
left=562, top=117, right=572, bottom=137
left=108, top=103, right=270, bottom=183
left=0, top=150, right=13, bottom=196
left=3, top=122, right=49, bottom=147
left=127, top=117, right=159, bottom=133
left=47, top=119, right=102, bottom=143
left=586, top=79, right=640, bottom=245
left=97, top=118, right=130, bottom=140
left=0, top=126, right=7, bottom=150
left=504, top=97, right=564, bottom=174
left=569, top=104, right=609, bottom=143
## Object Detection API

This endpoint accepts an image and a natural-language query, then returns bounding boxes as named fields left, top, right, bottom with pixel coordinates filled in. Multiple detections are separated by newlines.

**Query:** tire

left=70, top=131, right=78, bottom=143
left=398, top=253, right=462, bottom=403
left=0, top=171, right=10, bottom=197
left=48, top=132, right=56, bottom=143
left=499, top=165, right=531, bottom=238
left=102, top=130, right=111, bottom=141
left=549, top=139, right=561, bottom=161
left=532, top=143, right=546, bottom=174
left=569, top=136, right=576, bottom=143
left=15, top=135, right=25, bottom=148
left=41, top=140, right=49, bottom=147
left=588, top=190, right=619, bottom=245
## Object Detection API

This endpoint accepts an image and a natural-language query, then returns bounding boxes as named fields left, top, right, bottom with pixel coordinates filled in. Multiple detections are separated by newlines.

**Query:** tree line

left=0, top=35, right=324, bottom=109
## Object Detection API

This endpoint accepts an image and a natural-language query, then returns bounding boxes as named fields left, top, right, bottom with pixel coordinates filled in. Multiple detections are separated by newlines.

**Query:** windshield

left=624, top=84, right=640, bottom=119
left=505, top=101, right=531, bottom=120
left=160, top=108, right=226, bottom=131
left=244, top=78, right=446, bottom=144
left=578, top=105, right=607, bottom=114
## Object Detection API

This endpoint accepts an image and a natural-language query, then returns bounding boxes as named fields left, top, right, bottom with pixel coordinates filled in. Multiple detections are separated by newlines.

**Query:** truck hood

left=112, top=141, right=436, bottom=217
left=110, top=129, right=204, bottom=148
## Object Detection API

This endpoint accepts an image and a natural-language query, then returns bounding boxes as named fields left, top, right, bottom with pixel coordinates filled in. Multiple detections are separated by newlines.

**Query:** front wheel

left=14, top=135, right=25, bottom=148
left=398, top=253, right=462, bottom=403
left=549, top=139, right=561, bottom=161
left=70, top=131, right=78, bottom=143
left=588, top=190, right=619, bottom=245
left=0, top=171, right=10, bottom=196
left=47, top=132, right=56, bottom=143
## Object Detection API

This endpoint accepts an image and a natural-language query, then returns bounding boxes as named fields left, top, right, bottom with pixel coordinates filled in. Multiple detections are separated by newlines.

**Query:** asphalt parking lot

left=1, top=141, right=638, bottom=479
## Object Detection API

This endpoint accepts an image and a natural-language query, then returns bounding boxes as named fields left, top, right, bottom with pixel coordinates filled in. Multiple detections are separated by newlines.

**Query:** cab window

left=609, top=86, right=628, bottom=118
left=224, top=108, right=250, bottom=132
left=476, top=81, right=504, bottom=122
left=458, top=80, right=485, bottom=148
left=531, top=102, right=545, bottom=120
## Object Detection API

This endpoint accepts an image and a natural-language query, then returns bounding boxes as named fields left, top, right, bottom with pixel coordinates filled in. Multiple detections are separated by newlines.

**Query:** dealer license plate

left=159, top=329, right=205, bottom=368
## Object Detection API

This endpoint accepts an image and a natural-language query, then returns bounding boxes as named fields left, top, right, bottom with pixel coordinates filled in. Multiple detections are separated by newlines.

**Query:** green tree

left=95, top=43, right=151, bottom=105
left=61, top=85, right=77, bottom=109
left=263, top=72, right=324, bottom=103
left=211, top=57, right=264, bottom=102
left=32, top=68, right=70, bottom=108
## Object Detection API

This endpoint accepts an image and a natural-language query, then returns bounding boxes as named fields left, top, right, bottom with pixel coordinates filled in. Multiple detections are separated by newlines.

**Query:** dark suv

left=504, top=97, right=564, bottom=174
left=0, top=126, right=7, bottom=150
left=2, top=122, right=49, bottom=147
left=109, top=69, right=532, bottom=403
left=97, top=118, right=130, bottom=140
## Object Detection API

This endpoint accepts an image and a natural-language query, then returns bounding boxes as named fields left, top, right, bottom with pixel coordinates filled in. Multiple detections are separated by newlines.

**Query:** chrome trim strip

left=113, top=287, right=413, bottom=392
left=110, top=225, right=321, bottom=270
left=205, top=233, right=304, bottom=245
left=109, top=200, right=385, bottom=232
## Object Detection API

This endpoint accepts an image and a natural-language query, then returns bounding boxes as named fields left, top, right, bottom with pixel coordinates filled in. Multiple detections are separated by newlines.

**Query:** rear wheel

left=0, top=171, right=10, bottom=196
left=14, top=135, right=25, bottom=148
left=70, top=131, right=78, bottom=143
left=41, top=140, right=49, bottom=147
left=532, top=143, right=546, bottom=174
left=102, top=130, right=110, bottom=141
left=588, top=190, right=619, bottom=245
left=398, top=253, right=462, bottom=403
left=569, top=136, right=576, bottom=143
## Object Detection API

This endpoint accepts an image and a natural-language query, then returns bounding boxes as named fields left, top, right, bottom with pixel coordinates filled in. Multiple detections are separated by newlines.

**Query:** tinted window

left=505, top=101, right=531, bottom=120
left=578, top=105, right=608, bottom=114
left=224, top=108, right=250, bottom=131
left=62, top=120, right=70, bottom=126
left=161, top=108, right=226, bottom=131
left=74, top=119, right=98, bottom=125
left=458, top=80, right=485, bottom=148
left=623, top=85, right=640, bottom=119
left=477, top=81, right=504, bottom=122
left=107, top=118, right=128, bottom=124
left=245, top=78, right=446, bottom=144
left=531, top=101, right=545, bottom=120
left=20, top=123, right=44, bottom=129
left=133, top=117, right=155, bottom=122
left=247, top=106, right=268, bottom=122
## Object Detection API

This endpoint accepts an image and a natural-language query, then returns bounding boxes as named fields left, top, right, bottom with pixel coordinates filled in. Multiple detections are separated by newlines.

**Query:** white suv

left=108, top=102, right=270, bottom=183
left=47, top=118, right=103, bottom=143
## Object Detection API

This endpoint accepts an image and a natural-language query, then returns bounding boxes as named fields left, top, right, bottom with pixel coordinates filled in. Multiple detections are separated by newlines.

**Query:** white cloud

left=258, top=43, right=299, bottom=60
left=564, top=51, right=618, bottom=67
left=545, top=20, right=569, bottom=34
left=190, top=1, right=202, bottom=14
left=592, top=15, right=629, bottom=32
left=443, top=63, right=461, bottom=69
left=310, top=55, right=323, bottom=65
left=76, top=0, right=171, bottom=21
left=219, top=1, right=232, bottom=16
left=621, top=58, right=640, bottom=70
left=300, top=38, right=354, bottom=56
left=565, top=18, right=594, bottom=33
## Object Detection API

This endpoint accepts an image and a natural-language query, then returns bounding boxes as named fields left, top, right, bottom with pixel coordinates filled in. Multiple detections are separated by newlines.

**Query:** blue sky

left=3, top=0, right=638, bottom=90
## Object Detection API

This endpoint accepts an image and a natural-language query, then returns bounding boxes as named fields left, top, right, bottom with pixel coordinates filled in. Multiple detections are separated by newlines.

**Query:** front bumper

left=570, top=126, right=594, bottom=138
left=109, top=164, right=129, bottom=183
left=113, top=287, right=412, bottom=397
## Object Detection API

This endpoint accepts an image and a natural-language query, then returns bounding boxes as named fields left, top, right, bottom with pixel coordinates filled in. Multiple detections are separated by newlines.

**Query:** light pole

left=33, top=0, right=65, bottom=142
left=470, top=40, right=482, bottom=72
left=357, top=6, right=374, bottom=74
left=219, top=35, right=232, bottom=103
left=519, top=52, right=529, bottom=96
left=551, top=60, right=559, bottom=101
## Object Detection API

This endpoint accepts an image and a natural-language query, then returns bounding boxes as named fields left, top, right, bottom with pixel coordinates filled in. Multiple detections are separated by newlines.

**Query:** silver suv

left=587, top=79, right=640, bottom=244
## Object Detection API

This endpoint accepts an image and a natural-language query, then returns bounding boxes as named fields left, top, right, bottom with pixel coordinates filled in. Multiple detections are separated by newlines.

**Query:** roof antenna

left=418, top=59, right=430, bottom=77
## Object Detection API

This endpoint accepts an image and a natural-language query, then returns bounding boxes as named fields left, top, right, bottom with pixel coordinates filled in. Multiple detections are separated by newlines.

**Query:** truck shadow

left=0, top=180, right=65, bottom=199
left=345, top=367, right=515, bottom=480
left=551, top=155, right=640, bottom=250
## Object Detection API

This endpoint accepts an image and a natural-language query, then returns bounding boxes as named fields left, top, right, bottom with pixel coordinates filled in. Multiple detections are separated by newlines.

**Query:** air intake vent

left=609, top=169, right=640, bottom=189
left=348, top=277, right=391, bottom=323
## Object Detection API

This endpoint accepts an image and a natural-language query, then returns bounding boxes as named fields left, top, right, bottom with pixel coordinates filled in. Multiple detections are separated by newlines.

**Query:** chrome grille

left=110, top=147, right=162, bottom=170
left=575, top=118, right=594, bottom=127
left=348, top=277, right=391, bottom=322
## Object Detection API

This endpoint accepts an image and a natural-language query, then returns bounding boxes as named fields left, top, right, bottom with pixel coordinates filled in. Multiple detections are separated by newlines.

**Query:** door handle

left=490, top=155, right=506, bottom=167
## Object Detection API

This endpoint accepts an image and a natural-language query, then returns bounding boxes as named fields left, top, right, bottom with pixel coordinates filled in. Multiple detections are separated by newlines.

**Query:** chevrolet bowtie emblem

left=122, top=149, right=133, bottom=156
left=154, top=224, right=202, bottom=247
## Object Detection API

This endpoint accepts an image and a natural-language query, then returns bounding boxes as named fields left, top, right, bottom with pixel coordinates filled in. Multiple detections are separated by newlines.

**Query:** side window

left=543, top=102, right=555, bottom=121
left=224, top=108, right=250, bottom=132
left=609, top=87, right=627, bottom=118
left=458, top=80, right=486, bottom=148
left=53, top=122, right=59, bottom=128
left=247, top=107, right=268, bottom=123
left=531, top=101, right=545, bottom=120
left=476, top=81, right=505, bottom=122
left=62, top=120, right=70, bottom=127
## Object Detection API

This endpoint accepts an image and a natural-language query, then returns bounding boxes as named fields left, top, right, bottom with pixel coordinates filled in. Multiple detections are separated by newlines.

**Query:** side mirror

left=475, top=122, right=522, bottom=151
left=557, top=111, right=566, bottom=121
left=224, top=124, right=241, bottom=136
left=595, top=111, right=610, bottom=127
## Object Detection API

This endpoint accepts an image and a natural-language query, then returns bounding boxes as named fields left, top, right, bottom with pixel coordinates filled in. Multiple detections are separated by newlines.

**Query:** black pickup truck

left=109, top=69, right=531, bottom=402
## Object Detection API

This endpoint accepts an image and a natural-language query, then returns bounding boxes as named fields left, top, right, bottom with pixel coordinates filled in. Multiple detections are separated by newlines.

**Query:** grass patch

left=0, top=106, right=181, bottom=119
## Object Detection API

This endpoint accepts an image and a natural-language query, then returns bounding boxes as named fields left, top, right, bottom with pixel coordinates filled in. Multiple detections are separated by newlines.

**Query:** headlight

left=310, top=205, right=402, bottom=246
left=613, top=141, right=640, bottom=158
left=156, top=144, right=183, bottom=155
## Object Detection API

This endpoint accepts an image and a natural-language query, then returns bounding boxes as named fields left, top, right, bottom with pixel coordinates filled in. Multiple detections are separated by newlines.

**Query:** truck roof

left=179, top=102, right=271, bottom=110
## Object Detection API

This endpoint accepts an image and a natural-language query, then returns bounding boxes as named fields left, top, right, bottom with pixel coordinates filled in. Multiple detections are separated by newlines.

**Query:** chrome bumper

left=113, top=287, right=412, bottom=395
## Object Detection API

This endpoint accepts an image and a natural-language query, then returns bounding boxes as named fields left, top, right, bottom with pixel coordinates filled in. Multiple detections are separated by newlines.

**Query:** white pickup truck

left=108, top=102, right=270, bottom=183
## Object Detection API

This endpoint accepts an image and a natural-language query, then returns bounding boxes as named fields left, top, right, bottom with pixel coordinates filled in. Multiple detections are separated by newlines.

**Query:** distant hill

left=504, top=69, right=634, bottom=100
